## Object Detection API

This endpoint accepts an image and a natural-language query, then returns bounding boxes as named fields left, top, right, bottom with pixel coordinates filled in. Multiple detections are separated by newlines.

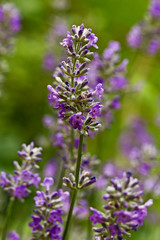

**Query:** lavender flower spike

left=29, top=177, right=69, bottom=240
left=47, top=24, right=103, bottom=135
left=90, top=172, right=153, bottom=240
left=0, top=142, right=42, bottom=201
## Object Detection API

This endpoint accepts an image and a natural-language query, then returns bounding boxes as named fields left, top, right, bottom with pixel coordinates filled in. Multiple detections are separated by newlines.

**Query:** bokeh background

left=0, top=0, right=160, bottom=239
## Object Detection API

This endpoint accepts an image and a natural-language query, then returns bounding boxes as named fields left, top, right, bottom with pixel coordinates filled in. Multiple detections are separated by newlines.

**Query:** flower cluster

left=9, top=231, right=20, bottom=240
left=127, top=0, right=160, bottom=55
left=47, top=24, right=103, bottom=135
left=0, top=142, right=42, bottom=200
left=29, top=177, right=69, bottom=240
left=90, top=172, right=153, bottom=240
left=88, top=41, right=129, bottom=128
left=0, top=3, right=21, bottom=96
left=120, top=119, right=158, bottom=176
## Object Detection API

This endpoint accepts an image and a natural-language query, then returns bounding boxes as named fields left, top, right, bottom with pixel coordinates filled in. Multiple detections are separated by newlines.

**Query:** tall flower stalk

left=47, top=23, right=103, bottom=239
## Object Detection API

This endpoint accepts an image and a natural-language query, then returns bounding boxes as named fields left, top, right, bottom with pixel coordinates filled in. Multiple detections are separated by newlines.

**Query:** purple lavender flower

left=87, top=33, right=98, bottom=49
left=111, top=76, right=127, bottom=90
left=69, top=112, right=85, bottom=130
left=127, top=25, right=142, bottom=48
left=89, top=104, right=103, bottom=118
left=0, top=172, right=9, bottom=187
left=21, top=170, right=32, bottom=182
left=0, top=142, right=42, bottom=200
left=54, top=133, right=64, bottom=147
left=103, top=41, right=120, bottom=59
left=87, top=40, right=129, bottom=129
left=127, top=1, right=160, bottom=54
left=94, top=83, right=104, bottom=100
left=73, top=200, right=89, bottom=219
left=34, top=191, right=45, bottom=207
left=17, top=142, right=42, bottom=162
left=43, top=115, right=54, bottom=128
left=29, top=178, right=69, bottom=239
left=47, top=24, right=102, bottom=134
left=43, top=160, right=57, bottom=177
left=41, top=177, right=54, bottom=191
left=9, top=231, right=20, bottom=240
left=150, top=0, right=160, bottom=17
left=43, top=53, right=56, bottom=71
left=14, top=185, right=29, bottom=199
left=0, top=7, right=3, bottom=21
left=110, top=97, right=121, bottom=109
left=90, top=172, right=153, bottom=240
left=89, top=207, right=106, bottom=225
left=147, top=39, right=160, bottom=55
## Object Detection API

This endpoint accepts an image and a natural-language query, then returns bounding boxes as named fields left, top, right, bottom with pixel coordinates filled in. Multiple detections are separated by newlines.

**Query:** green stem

left=71, top=127, right=74, bottom=163
left=1, top=199, right=13, bottom=240
left=71, top=58, right=76, bottom=87
left=57, top=162, right=66, bottom=190
left=62, top=189, right=77, bottom=240
left=62, top=134, right=84, bottom=240
left=75, top=134, right=84, bottom=188
left=127, top=50, right=139, bottom=78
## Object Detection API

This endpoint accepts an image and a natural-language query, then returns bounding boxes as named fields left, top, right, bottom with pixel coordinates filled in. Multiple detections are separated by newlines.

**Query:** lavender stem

left=2, top=199, right=13, bottom=240
left=62, top=134, right=84, bottom=240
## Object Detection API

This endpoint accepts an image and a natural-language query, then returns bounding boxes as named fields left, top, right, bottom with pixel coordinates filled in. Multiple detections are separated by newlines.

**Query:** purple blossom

left=10, top=14, right=21, bottom=32
left=0, top=7, right=3, bottom=21
left=150, top=0, right=160, bottom=17
left=108, top=224, right=122, bottom=236
left=43, top=115, right=54, bottom=128
left=111, top=76, right=127, bottom=90
left=90, top=172, right=153, bottom=239
left=54, top=133, right=64, bottom=147
left=48, top=209, right=63, bottom=224
left=34, top=191, right=45, bottom=206
left=138, top=162, right=151, bottom=175
left=43, top=53, right=56, bottom=71
left=30, top=180, right=68, bottom=239
left=94, top=83, right=104, bottom=99
left=147, top=39, right=160, bottom=55
left=89, top=104, right=103, bottom=118
left=115, top=210, right=132, bottom=224
left=69, top=112, right=85, bottom=130
left=95, top=176, right=107, bottom=189
left=115, top=59, right=129, bottom=72
left=103, top=41, right=120, bottom=59
left=31, top=173, right=41, bottom=188
left=73, top=200, right=89, bottom=218
left=103, top=162, right=117, bottom=177
left=127, top=25, right=142, bottom=48
left=29, top=215, right=42, bottom=231
left=41, top=177, right=54, bottom=191
left=14, top=185, right=29, bottom=199
left=21, top=170, right=32, bottom=182
left=87, top=33, right=98, bottom=49
left=60, top=31, right=72, bottom=49
left=110, top=97, right=121, bottom=109
left=17, top=142, right=42, bottom=162
left=9, top=231, right=20, bottom=240
left=0, top=171, right=9, bottom=187
left=89, top=207, right=105, bottom=225
left=48, top=24, right=101, bottom=134
left=47, top=85, right=59, bottom=106
left=43, top=160, right=57, bottom=178
left=49, top=225, right=62, bottom=240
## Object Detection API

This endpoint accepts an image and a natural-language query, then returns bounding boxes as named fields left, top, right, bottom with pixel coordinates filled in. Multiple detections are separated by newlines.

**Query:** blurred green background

left=1, top=0, right=160, bottom=239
